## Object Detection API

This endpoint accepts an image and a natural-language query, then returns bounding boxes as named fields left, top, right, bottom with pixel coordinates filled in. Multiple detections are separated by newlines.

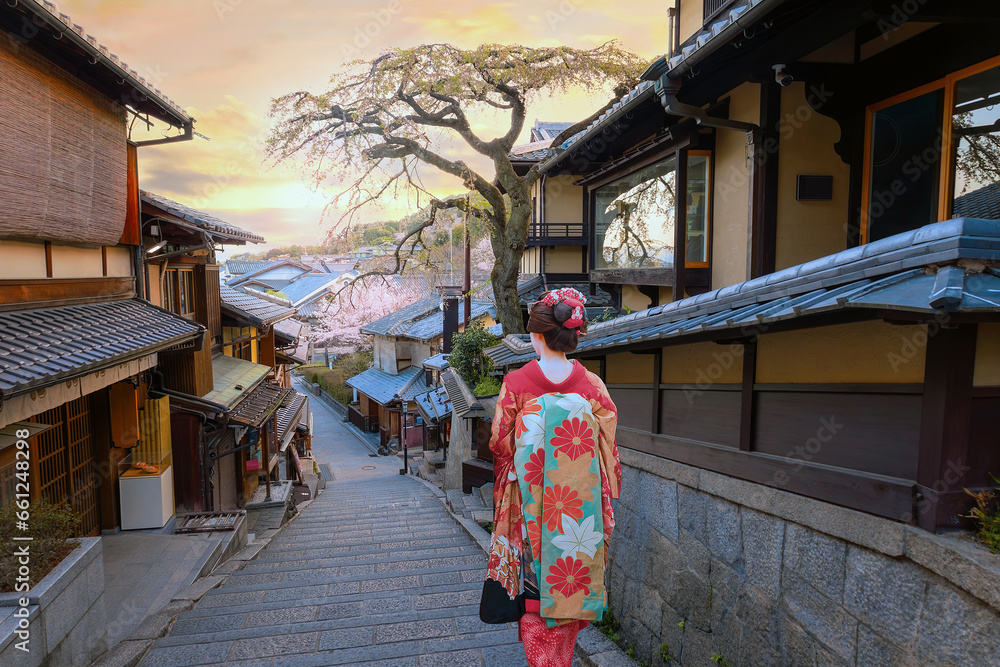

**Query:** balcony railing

left=527, top=222, right=589, bottom=246
left=704, top=0, right=736, bottom=22
left=348, top=404, right=378, bottom=433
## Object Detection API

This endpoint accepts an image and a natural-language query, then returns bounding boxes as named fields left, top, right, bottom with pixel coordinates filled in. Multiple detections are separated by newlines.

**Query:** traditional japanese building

left=516, top=2, right=1000, bottom=664
left=0, top=2, right=199, bottom=536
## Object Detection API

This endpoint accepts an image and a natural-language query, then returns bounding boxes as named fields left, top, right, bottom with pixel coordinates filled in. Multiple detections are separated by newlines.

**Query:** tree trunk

left=491, top=195, right=531, bottom=334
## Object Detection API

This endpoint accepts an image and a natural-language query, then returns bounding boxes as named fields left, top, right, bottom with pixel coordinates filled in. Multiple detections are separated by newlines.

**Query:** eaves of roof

left=219, top=284, right=296, bottom=329
left=0, top=298, right=203, bottom=398
left=574, top=218, right=1000, bottom=355
left=346, top=365, right=423, bottom=407
left=142, top=191, right=264, bottom=244
left=536, top=81, right=657, bottom=174
left=12, top=0, right=192, bottom=128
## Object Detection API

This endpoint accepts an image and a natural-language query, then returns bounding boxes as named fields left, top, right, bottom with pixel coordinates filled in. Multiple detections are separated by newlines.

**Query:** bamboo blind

left=0, top=35, right=128, bottom=246
left=136, top=395, right=172, bottom=467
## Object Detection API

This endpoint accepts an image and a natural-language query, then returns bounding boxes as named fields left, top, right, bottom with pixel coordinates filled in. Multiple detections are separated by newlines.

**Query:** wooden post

left=651, top=349, right=662, bottom=434
left=739, top=339, right=758, bottom=451
left=916, top=324, right=977, bottom=531
left=263, top=417, right=272, bottom=502
left=464, top=200, right=472, bottom=326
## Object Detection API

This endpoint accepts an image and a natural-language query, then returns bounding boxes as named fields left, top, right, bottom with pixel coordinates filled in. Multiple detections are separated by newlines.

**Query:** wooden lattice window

left=164, top=267, right=197, bottom=319
left=29, top=395, right=101, bottom=537
left=0, top=462, right=15, bottom=509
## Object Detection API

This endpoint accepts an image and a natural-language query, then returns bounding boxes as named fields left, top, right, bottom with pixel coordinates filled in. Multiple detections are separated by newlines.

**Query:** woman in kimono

left=487, top=288, right=622, bottom=667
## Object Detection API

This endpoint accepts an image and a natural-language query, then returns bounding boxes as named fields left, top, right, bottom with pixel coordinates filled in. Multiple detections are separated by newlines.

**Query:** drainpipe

left=654, top=76, right=760, bottom=135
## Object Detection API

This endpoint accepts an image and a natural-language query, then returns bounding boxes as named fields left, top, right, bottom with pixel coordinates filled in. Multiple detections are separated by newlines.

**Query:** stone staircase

left=410, top=450, right=446, bottom=488
left=445, top=484, right=494, bottom=524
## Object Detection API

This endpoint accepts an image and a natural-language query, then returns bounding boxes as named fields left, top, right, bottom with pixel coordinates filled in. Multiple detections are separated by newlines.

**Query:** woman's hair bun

left=552, top=301, right=573, bottom=325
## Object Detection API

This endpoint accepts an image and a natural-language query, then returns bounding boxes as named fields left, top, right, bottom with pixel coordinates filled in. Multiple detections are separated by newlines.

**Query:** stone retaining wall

left=0, top=537, right=107, bottom=667
left=607, top=448, right=1000, bottom=666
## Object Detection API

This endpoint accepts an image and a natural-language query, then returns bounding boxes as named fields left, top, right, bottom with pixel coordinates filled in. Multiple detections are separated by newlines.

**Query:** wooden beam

left=916, top=324, right=978, bottom=531
left=618, top=427, right=915, bottom=521
left=674, top=149, right=688, bottom=300
left=651, top=350, right=662, bottom=434
left=45, top=242, right=53, bottom=278
left=739, top=340, right=757, bottom=451
left=0, top=277, right=135, bottom=309
left=752, top=80, right=780, bottom=278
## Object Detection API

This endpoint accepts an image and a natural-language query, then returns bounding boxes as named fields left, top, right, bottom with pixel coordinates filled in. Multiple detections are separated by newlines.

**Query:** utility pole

left=463, top=195, right=471, bottom=326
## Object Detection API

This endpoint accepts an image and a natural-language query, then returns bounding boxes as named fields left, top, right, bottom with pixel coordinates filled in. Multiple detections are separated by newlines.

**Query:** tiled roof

left=440, top=368, right=491, bottom=418
left=276, top=391, right=309, bottom=445
left=420, top=353, right=450, bottom=371
left=219, top=285, right=295, bottom=328
left=273, top=319, right=303, bottom=345
left=203, top=355, right=271, bottom=409
left=17, top=1, right=192, bottom=127
left=0, top=299, right=202, bottom=397
left=413, top=386, right=452, bottom=423
left=225, top=260, right=273, bottom=276
left=281, top=275, right=344, bottom=305
left=295, top=301, right=327, bottom=318
left=509, top=139, right=554, bottom=162
left=228, top=260, right=316, bottom=287
left=532, top=121, right=575, bottom=142
left=229, top=384, right=295, bottom=428
left=142, top=191, right=264, bottom=244
left=346, top=365, right=423, bottom=406
left=484, top=341, right=537, bottom=369
left=658, top=0, right=788, bottom=78
left=538, top=81, right=657, bottom=168
left=954, top=183, right=1000, bottom=221
left=518, top=278, right=615, bottom=308
left=362, top=297, right=440, bottom=337
left=570, top=218, right=1000, bottom=354
left=404, top=301, right=496, bottom=342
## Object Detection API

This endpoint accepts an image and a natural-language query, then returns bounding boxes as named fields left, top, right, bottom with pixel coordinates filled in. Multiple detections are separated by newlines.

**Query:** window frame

left=860, top=54, right=1000, bottom=244
left=684, top=149, right=713, bottom=269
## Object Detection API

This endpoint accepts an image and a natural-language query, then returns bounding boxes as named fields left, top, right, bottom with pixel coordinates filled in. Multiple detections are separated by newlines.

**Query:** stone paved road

left=138, top=387, right=527, bottom=667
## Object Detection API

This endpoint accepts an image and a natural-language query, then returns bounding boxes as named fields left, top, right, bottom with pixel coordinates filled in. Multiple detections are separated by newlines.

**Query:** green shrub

left=473, top=376, right=501, bottom=397
left=0, top=499, right=80, bottom=591
left=450, top=320, right=500, bottom=394
left=302, top=351, right=373, bottom=405
left=966, top=473, right=1000, bottom=553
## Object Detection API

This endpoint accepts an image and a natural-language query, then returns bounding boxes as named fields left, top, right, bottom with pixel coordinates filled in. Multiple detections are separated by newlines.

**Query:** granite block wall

left=606, top=449, right=1000, bottom=666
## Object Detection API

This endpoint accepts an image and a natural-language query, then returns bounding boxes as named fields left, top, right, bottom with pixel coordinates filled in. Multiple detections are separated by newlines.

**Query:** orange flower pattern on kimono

left=486, top=360, right=621, bottom=626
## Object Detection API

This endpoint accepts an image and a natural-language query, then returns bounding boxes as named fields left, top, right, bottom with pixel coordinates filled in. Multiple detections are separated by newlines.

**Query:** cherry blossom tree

left=267, top=42, right=646, bottom=333
left=310, top=277, right=426, bottom=356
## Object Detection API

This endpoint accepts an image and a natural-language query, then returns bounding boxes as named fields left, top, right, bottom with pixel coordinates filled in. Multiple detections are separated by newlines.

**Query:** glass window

left=164, top=269, right=176, bottom=313
left=951, top=65, right=1000, bottom=218
left=865, top=88, right=944, bottom=243
left=686, top=153, right=711, bottom=266
left=594, top=155, right=677, bottom=269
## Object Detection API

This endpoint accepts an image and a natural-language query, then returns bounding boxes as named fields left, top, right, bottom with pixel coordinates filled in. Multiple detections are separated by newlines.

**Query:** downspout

left=654, top=76, right=760, bottom=135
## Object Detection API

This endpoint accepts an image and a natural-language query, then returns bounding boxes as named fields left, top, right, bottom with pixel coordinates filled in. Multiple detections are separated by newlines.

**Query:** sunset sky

left=61, top=0, right=672, bottom=253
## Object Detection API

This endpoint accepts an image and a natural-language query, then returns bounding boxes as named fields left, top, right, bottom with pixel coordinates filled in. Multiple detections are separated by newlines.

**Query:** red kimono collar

left=524, top=358, right=586, bottom=394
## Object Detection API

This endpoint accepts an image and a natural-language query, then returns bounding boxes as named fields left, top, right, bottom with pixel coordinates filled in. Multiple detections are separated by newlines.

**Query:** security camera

left=773, top=64, right=793, bottom=87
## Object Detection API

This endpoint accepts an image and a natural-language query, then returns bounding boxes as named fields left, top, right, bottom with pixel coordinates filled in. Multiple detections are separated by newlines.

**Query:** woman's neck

left=536, top=347, right=574, bottom=384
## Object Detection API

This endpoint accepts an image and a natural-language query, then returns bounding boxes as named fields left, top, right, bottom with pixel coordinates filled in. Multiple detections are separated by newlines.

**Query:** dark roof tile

left=0, top=299, right=203, bottom=396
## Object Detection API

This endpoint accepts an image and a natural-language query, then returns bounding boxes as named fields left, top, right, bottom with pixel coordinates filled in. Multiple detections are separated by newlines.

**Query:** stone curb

left=426, top=478, right=638, bottom=667
left=90, top=502, right=302, bottom=667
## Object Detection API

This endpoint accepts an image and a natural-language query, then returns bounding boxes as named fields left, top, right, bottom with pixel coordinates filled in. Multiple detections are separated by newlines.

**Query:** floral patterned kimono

left=487, top=359, right=621, bottom=643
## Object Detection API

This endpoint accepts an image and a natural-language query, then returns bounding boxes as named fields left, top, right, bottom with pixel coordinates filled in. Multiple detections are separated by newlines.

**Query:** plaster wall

left=677, top=0, right=702, bottom=44
left=0, top=240, right=47, bottom=279
left=105, top=246, right=133, bottom=277
left=756, top=320, right=926, bottom=384
left=621, top=284, right=653, bottom=313
left=661, top=341, right=743, bottom=384
left=544, top=180, right=584, bottom=225
left=606, top=352, right=655, bottom=384
left=50, top=245, right=103, bottom=279
left=147, top=263, right=163, bottom=308
left=974, top=323, right=1000, bottom=386
left=545, top=246, right=583, bottom=273
left=775, top=82, right=850, bottom=270
left=712, top=82, right=760, bottom=290
left=374, top=336, right=399, bottom=374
